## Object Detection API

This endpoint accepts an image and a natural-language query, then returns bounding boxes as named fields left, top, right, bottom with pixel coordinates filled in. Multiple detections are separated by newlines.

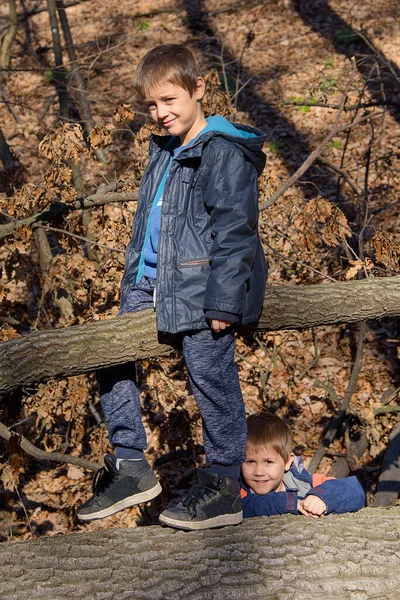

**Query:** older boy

left=241, top=413, right=365, bottom=518
left=77, top=44, right=268, bottom=530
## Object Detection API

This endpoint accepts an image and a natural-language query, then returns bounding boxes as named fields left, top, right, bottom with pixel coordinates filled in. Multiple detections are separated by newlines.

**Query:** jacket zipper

left=179, top=258, right=210, bottom=267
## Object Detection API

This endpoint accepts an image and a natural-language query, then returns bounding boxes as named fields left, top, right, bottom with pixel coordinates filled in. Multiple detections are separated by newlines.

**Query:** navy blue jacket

left=120, top=121, right=268, bottom=333
left=241, top=459, right=365, bottom=518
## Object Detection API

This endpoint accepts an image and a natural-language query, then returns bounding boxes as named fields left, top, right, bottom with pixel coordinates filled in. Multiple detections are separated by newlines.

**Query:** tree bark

left=0, top=0, right=17, bottom=70
left=0, top=508, right=399, bottom=599
left=47, top=0, right=68, bottom=119
left=2, top=276, right=400, bottom=394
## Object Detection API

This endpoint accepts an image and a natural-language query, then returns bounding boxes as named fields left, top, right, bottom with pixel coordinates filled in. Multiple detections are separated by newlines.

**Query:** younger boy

left=77, top=44, right=268, bottom=530
left=241, top=413, right=365, bottom=518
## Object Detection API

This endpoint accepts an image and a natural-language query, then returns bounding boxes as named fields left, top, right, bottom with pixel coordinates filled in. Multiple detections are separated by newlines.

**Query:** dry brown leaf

left=304, top=196, right=332, bottom=223
left=345, top=259, right=364, bottom=280
left=322, top=207, right=350, bottom=246
left=113, top=104, right=135, bottom=123
left=371, top=229, right=400, bottom=271
left=89, top=124, right=114, bottom=149
left=39, top=123, right=87, bottom=165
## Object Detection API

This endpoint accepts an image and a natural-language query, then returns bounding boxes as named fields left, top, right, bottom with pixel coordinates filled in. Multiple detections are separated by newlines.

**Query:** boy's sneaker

left=77, top=454, right=162, bottom=521
left=158, top=468, right=242, bottom=530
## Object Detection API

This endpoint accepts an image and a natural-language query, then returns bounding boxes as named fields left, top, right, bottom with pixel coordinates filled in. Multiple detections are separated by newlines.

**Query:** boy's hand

left=210, top=319, right=231, bottom=332
left=297, top=496, right=327, bottom=518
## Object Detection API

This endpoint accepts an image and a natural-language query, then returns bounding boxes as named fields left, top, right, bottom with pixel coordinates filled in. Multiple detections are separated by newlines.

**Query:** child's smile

left=242, top=446, right=294, bottom=495
left=145, top=80, right=207, bottom=146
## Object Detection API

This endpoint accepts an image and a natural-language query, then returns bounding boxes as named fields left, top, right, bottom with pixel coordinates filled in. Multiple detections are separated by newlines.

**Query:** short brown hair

left=134, top=44, right=202, bottom=97
left=246, top=413, right=293, bottom=462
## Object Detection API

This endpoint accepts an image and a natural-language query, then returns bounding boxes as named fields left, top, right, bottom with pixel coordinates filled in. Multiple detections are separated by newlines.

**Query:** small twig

left=38, top=92, right=58, bottom=122
left=87, top=399, right=104, bottom=425
left=281, top=100, right=399, bottom=111
left=313, top=378, right=341, bottom=407
left=316, top=156, right=361, bottom=196
left=235, top=350, right=269, bottom=399
left=0, top=421, right=100, bottom=471
left=297, top=328, right=320, bottom=380
left=209, top=0, right=262, bottom=17
left=262, top=236, right=337, bottom=282
left=35, top=224, right=125, bottom=253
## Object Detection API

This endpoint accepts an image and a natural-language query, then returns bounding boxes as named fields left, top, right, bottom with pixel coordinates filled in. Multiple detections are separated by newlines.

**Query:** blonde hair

left=134, top=44, right=202, bottom=97
left=246, top=413, right=293, bottom=462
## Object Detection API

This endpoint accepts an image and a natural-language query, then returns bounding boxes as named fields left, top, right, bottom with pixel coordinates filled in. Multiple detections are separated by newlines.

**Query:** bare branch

left=0, top=186, right=138, bottom=240
left=0, top=421, right=100, bottom=471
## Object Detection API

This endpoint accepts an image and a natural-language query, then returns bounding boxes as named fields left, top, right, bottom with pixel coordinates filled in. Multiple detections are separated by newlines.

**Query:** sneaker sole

left=158, top=510, right=243, bottom=531
left=77, top=482, right=162, bottom=521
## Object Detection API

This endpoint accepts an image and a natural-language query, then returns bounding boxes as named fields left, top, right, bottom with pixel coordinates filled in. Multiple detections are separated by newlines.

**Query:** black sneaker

left=158, top=468, right=242, bottom=530
left=77, top=454, right=162, bottom=521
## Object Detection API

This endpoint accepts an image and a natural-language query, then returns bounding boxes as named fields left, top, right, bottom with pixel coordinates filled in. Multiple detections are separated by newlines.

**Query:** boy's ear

left=195, top=77, right=206, bottom=101
left=284, top=452, right=295, bottom=472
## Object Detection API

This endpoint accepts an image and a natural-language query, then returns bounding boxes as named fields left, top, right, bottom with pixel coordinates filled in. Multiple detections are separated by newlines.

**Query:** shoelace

left=92, top=460, right=119, bottom=495
left=182, top=484, right=215, bottom=516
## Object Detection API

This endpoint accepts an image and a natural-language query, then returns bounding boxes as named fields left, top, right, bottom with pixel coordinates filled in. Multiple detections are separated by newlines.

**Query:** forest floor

left=0, top=0, right=400, bottom=541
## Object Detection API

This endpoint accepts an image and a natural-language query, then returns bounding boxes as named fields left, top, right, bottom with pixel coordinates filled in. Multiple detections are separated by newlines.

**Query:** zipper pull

left=153, top=286, right=156, bottom=310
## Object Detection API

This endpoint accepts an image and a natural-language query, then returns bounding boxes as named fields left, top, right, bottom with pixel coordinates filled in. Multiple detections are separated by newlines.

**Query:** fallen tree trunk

left=2, top=276, right=400, bottom=394
left=0, top=508, right=399, bottom=599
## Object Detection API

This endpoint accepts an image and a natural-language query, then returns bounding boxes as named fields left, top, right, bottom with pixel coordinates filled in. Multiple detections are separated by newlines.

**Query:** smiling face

left=242, top=445, right=294, bottom=496
left=145, top=79, right=207, bottom=146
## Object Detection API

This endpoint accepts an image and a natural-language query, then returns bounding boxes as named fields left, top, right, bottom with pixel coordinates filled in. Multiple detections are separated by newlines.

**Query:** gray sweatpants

left=98, top=277, right=247, bottom=465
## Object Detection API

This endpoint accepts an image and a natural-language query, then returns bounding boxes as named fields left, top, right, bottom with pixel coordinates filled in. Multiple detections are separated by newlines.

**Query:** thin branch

left=316, top=156, right=361, bottom=196
left=374, top=405, right=400, bottom=416
left=262, top=237, right=337, bottom=282
left=260, top=59, right=374, bottom=211
left=281, top=100, right=400, bottom=111
left=35, top=224, right=125, bottom=253
left=0, top=421, right=100, bottom=471
left=307, top=322, right=367, bottom=474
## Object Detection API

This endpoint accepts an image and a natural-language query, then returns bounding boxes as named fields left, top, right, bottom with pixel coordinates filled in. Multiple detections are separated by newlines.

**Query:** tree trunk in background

left=0, top=508, right=399, bottom=599
left=55, top=0, right=107, bottom=164
left=0, top=126, right=16, bottom=168
left=2, top=276, right=400, bottom=394
left=0, top=0, right=17, bottom=70
left=47, top=0, right=68, bottom=119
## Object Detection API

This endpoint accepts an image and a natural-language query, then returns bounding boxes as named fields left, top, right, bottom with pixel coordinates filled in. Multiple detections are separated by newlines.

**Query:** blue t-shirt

left=139, top=140, right=195, bottom=280
left=137, top=116, right=257, bottom=282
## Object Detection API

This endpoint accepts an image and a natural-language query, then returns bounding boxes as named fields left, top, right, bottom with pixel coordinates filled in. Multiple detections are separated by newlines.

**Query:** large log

left=2, top=276, right=400, bottom=394
left=0, top=508, right=399, bottom=599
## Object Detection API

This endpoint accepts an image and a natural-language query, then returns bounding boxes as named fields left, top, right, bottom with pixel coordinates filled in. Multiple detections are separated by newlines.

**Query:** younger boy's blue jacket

left=241, top=458, right=365, bottom=518
left=120, top=117, right=268, bottom=334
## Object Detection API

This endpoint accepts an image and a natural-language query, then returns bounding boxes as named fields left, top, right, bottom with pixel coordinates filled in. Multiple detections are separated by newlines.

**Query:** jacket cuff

left=204, top=310, right=240, bottom=323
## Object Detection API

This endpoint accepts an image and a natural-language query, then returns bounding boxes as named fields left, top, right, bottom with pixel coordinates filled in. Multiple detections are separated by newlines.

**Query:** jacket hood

left=150, top=115, right=267, bottom=176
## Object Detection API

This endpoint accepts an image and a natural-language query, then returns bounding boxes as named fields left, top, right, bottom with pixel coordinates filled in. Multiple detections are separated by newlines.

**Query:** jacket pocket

left=179, top=258, right=210, bottom=268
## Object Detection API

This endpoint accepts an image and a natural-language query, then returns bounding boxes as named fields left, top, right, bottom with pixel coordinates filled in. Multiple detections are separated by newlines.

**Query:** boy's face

left=145, top=78, right=206, bottom=146
left=242, top=445, right=294, bottom=496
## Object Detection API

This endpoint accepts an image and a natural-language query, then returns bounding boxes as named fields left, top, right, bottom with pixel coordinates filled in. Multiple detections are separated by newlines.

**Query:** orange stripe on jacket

left=312, top=473, right=336, bottom=487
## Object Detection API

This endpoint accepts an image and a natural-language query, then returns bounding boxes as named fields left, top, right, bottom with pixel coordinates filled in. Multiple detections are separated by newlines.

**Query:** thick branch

left=0, top=187, right=138, bottom=240
left=2, top=276, right=400, bottom=394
